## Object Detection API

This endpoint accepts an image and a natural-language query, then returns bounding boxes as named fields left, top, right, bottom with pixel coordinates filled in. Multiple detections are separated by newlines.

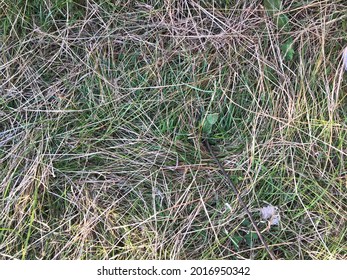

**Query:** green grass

left=0, top=0, right=346, bottom=259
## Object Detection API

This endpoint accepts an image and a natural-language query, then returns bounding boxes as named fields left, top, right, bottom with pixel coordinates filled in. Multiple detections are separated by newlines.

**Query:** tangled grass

left=0, top=0, right=346, bottom=259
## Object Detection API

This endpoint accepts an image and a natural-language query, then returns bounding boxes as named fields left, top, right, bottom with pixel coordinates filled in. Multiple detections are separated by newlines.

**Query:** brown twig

left=203, top=139, right=277, bottom=260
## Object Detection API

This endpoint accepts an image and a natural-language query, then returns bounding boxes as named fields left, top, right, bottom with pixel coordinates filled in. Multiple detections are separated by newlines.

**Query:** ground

left=0, top=0, right=346, bottom=259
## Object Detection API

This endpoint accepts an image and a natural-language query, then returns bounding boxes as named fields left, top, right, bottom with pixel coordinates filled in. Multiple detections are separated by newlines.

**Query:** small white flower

left=260, top=205, right=280, bottom=226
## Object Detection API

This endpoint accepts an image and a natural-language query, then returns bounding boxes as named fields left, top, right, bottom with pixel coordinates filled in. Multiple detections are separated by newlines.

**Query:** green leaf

left=230, top=234, right=243, bottom=251
left=202, top=113, right=219, bottom=135
left=264, top=0, right=282, bottom=13
left=264, top=0, right=290, bottom=31
left=245, top=232, right=259, bottom=247
left=277, top=14, right=289, bottom=30
left=241, top=218, right=251, bottom=227
left=206, top=113, right=219, bottom=125
left=281, top=38, right=295, bottom=61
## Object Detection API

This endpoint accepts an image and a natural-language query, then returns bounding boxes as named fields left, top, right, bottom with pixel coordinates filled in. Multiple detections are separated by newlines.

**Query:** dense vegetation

left=0, top=0, right=346, bottom=259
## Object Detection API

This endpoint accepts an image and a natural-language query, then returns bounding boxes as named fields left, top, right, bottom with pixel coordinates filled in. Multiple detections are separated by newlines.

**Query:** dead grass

left=0, top=0, right=346, bottom=259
